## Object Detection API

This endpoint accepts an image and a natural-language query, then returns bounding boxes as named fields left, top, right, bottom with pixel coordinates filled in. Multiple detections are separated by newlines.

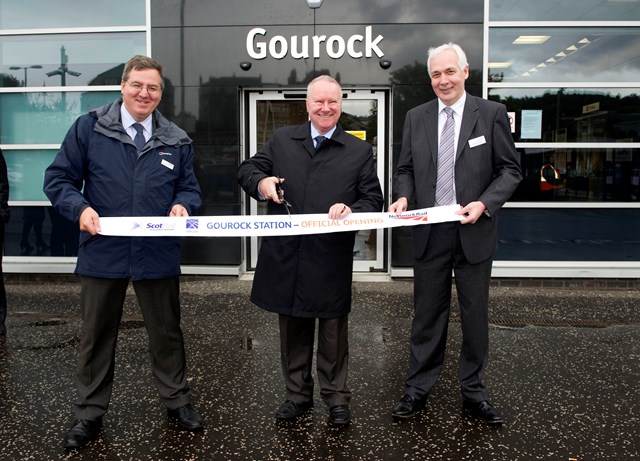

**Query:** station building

left=1, top=0, right=639, bottom=280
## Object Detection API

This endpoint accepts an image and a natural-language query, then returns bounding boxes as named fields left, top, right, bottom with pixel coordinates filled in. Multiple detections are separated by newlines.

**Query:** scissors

left=275, top=176, right=292, bottom=218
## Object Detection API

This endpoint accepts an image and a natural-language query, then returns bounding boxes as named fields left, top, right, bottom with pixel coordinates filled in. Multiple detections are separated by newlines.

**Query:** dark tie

left=314, top=135, right=326, bottom=151
left=435, top=107, right=455, bottom=206
left=133, top=123, right=146, bottom=151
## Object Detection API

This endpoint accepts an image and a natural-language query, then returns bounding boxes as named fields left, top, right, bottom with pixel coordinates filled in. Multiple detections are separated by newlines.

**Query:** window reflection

left=0, top=92, right=120, bottom=144
left=488, top=28, right=640, bottom=83
left=0, top=33, right=146, bottom=87
left=512, top=148, right=639, bottom=202
left=4, top=150, right=57, bottom=201
left=489, top=88, right=640, bottom=143
left=0, top=0, right=145, bottom=29
left=490, top=0, right=640, bottom=21
left=4, top=206, right=79, bottom=257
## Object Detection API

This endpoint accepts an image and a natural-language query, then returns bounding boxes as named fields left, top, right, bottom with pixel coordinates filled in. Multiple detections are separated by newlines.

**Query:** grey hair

left=427, top=43, right=468, bottom=76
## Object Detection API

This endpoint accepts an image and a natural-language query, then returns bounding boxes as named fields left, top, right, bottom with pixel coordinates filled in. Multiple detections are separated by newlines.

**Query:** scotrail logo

left=146, top=221, right=178, bottom=231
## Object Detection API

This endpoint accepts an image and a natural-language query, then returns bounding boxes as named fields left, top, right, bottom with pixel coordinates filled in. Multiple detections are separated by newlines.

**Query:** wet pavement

left=0, top=276, right=638, bottom=461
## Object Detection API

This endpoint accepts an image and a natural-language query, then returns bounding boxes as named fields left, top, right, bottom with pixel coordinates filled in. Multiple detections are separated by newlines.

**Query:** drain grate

left=466, top=318, right=638, bottom=328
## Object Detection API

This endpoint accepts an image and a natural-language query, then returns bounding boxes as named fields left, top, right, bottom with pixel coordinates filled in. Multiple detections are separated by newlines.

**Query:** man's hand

left=388, top=197, right=408, bottom=214
left=328, top=203, right=351, bottom=220
left=258, top=176, right=285, bottom=204
left=170, top=204, right=189, bottom=217
left=79, top=207, right=101, bottom=235
left=457, top=201, right=486, bottom=224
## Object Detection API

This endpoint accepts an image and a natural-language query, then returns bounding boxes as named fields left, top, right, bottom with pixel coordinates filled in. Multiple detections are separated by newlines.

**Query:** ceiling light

left=555, top=51, right=567, bottom=57
left=546, top=57, right=557, bottom=63
left=566, top=45, right=578, bottom=51
left=488, top=62, right=512, bottom=69
left=537, top=63, right=547, bottom=68
left=578, top=38, right=591, bottom=44
left=513, top=35, right=551, bottom=45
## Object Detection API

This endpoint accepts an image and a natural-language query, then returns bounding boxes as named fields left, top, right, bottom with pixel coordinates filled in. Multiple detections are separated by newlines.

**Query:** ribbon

left=97, top=204, right=463, bottom=237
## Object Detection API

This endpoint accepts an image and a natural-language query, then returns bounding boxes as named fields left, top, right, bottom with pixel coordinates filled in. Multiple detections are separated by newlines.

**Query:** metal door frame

left=244, top=88, right=388, bottom=272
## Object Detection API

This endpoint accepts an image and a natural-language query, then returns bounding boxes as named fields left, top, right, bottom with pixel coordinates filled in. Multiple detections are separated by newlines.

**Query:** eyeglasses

left=125, top=80, right=162, bottom=95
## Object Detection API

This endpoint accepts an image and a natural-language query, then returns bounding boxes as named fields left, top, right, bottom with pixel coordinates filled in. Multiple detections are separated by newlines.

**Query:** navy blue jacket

left=43, top=99, right=201, bottom=280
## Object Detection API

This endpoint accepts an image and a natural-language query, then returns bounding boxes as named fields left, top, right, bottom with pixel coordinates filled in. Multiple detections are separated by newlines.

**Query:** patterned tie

left=435, top=107, right=455, bottom=206
left=314, top=135, right=326, bottom=151
left=133, top=123, right=146, bottom=151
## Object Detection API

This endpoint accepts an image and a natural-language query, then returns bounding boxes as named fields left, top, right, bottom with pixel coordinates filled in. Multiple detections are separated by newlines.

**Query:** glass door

left=246, top=88, right=387, bottom=272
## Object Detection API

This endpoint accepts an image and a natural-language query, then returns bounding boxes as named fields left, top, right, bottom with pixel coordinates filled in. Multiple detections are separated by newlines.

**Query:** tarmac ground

left=0, top=276, right=638, bottom=461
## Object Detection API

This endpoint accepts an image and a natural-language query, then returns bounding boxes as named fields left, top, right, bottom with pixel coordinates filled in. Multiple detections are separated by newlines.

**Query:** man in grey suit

left=389, top=43, right=522, bottom=424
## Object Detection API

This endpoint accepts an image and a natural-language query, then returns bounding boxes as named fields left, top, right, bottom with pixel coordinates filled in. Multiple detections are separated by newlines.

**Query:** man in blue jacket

left=44, top=55, right=203, bottom=450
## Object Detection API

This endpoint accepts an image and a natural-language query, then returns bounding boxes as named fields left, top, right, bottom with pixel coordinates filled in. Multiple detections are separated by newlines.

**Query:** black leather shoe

left=167, top=403, right=204, bottom=432
left=275, top=400, right=313, bottom=420
left=63, top=418, right=102, bottom=450
left=328, top=404, right=351, bottom=426
left=463, top=400, right=503, bottom=425
left=392, top=394, right=426, bottom=419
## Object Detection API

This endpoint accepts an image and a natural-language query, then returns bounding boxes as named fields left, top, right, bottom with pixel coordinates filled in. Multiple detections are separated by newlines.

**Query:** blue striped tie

left=314, top=135, right=326, bottom=151
left=435, top=107, right=455, bottom=206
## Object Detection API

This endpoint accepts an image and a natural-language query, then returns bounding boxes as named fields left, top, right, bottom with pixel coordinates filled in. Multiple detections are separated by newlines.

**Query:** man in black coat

left=237, top=75, right=383, bottom=427
left=0, top=148, right=9, bottom=337
left=389, top=43, right=522, bottom=424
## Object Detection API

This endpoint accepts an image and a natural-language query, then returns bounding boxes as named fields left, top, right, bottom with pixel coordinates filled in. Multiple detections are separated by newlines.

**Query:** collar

left=121, top=105, right=153, bottom=134
left=310, top=124, right=337, bottom=140
left=438, top=92, right=467, bottom=116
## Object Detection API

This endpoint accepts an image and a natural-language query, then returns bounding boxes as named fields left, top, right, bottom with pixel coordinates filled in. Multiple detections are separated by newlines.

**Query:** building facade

left=1, top=0, right=639, bottom=278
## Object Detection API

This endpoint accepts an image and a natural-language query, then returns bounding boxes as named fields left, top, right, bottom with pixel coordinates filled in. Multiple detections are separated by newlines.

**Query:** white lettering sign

left=246, top=26, right=384, bottom=60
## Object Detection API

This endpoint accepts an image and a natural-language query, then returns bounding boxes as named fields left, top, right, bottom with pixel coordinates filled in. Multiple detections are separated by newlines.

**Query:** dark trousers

left=75, top=276, right=191, bottom=420
left=0, top=224, right=6, bottom=333
left=407, top=221, right=493, bottom=402
left=278, top=314, right=351, bottom=407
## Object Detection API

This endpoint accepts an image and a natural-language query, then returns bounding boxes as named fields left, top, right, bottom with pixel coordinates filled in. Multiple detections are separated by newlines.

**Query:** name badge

left=468, top=135, right=486, bottom=148
left=161, top=159, right=174, bottom=170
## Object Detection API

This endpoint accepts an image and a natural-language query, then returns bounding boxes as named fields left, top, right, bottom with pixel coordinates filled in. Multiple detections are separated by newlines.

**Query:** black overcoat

left=237, top=121, right=383, bottom=318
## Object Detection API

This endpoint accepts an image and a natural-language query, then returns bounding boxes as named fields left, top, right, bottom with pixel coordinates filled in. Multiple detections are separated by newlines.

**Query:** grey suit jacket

left=393, top=93, right=522, bottom=264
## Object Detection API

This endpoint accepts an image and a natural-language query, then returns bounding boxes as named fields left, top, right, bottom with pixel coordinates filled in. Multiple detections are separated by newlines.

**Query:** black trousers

left=406, top=221, right=493, bottom=402
left=74, top=276, right=191, bottom=420
left=0, top=223, right=6, bottom=333
left=278, top=314, right=351, bottom=407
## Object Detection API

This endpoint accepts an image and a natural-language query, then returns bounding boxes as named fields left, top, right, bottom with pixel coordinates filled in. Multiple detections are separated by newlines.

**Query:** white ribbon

left=97, top=205, right=463, bottom=237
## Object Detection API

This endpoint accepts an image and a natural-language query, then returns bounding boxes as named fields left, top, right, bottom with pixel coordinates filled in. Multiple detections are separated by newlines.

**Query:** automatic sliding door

left=246, top=89, right=387, bottom=272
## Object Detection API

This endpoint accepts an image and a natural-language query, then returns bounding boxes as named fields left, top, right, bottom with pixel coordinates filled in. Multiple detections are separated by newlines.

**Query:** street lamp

left=9, top=65, right=43, bottom=86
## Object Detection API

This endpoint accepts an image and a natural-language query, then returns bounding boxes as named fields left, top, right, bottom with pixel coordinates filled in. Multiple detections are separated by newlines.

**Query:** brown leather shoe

left=463, top=400, right=503, bottom=425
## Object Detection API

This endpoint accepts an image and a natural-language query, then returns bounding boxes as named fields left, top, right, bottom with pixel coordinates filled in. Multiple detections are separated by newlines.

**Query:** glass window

left=0, top=91, right=120, bottom=144
left=489, top=88, right=640, bottom=143
left=4, top=205, right=79, bottom=257
left=0, top=0, right=145, bottom=29
left=511, top=147, right=639, bottom=202
left=5, top=149, right=57, bottom=201
left=488, top=28, right=640, bottom=83
left=490, top=0, right=640, bottom=21
left=497, top=208, right=640, bottom=261
left=0, top=33, right=146, bottom=87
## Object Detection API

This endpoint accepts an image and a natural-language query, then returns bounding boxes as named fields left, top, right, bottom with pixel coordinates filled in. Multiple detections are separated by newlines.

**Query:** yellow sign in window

left=347, top=130, right=366, bottom=141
